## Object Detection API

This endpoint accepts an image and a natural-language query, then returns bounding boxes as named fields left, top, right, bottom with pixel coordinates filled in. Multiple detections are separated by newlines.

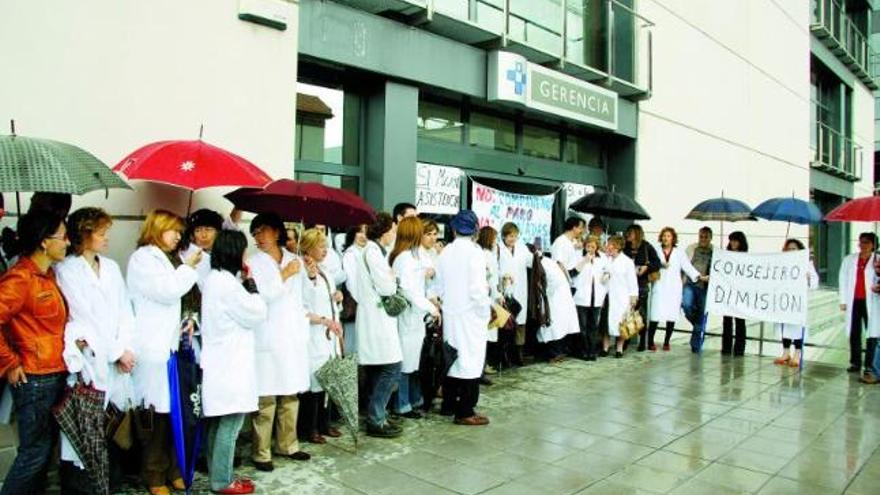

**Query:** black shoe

left=253, top=461, right=274, bottom=472
left=366, top=422, right=403, bottom=438
left=479, top=376, right=494, bottom=386
left=615, top=351, right=623, bottom=359
left=586, top=355, right=597, bottom=361
left=438, top=408, right=454, bottom=417
left=387, top=416, right=403, bottom=427
left=401, top=410, right=423, bottom=419
left=195, top=457, right=209, bottom=474
left=848, top=365, right=861, bottom=373
left=280, top=451, right=311, bottom=461
left=637, top=346, right=646, bottom=352
left=599, top=350, right=609, bottom=358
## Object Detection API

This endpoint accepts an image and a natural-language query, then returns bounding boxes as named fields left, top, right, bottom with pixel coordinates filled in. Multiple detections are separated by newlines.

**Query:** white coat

left=342, top=245, right=363, bottom=354
left=393, top=250, right=437, bottom=373
left=498, top=242, right=532, bottom=325
left=603, top=253, right=639, bottom=337
left=303, top=270, right=340, bottom=392
left=776, top=263, right=820, bottom=340
left=572, top=253, right=608, bottom=308
left=838, top=253, right=880, bottom=338
left=538, top=257, right=580, bottom=343
left=127, top=246, right=199, bottom=413
left=321, top=247, right=347, bottom=288
left=483, top=247, right=501, bottom=343
left=551, top=234, right=581, bottom=272
left=420, top=246, right=439, bottom=300
left=355, top=241, right=402, bottom=365
left=649, top=246, right=700, bottom=323
left=249, top=249, right=311, bottom=396
left=200, top=269, right=267, bottom=417
left=57, top=254, right=137, bottom=469
left=436, top=237, right=491, bottom=379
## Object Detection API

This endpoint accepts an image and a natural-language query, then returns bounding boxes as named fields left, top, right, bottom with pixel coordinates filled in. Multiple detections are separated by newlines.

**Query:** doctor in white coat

left=391, top=217, right=439, bottom=418
left=551, top=217, right=586, bottom=273
left=56, top=208, right=136, bottom=488
left=602, top=235, right=639, bottom=358
left=341, top=225, right=368, bottom=354
left=126, top=210, right=200, bottom=493
left=838, top=232, right=880, bottom=374
left=648, top=227, right=703, bottom=352
left=498, top=222, right=532, bottom=365
left=179, top=209, right=224, bottom=292
left=572, top=235, right=608, bottom=360
left=435, top=210, right=492, bottom=426
left=200, top=230, right=267, bottom=494
left=356, top=213, right=403, bottom=438
left=538, top=255, right=580, bottom=361
left=248, top=213, right=312, bottom=471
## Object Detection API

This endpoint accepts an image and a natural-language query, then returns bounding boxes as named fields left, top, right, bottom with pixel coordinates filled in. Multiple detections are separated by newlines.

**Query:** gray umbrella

left=0, top=121, right=131, bottom=196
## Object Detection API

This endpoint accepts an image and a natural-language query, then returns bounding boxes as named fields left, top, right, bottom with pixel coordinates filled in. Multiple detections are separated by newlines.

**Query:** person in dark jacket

left=722, top=231, right=749, bottom=356
left=623, top=224, right=660, bottom=351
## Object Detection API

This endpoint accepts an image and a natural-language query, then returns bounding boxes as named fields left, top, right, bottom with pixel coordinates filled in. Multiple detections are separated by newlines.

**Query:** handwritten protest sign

left=706, top=250, right=809, bottom=326
left=563, top=182, right=594, bottom=211
left=415, top=163, right=461, bottom=215
left=471, top=182, right=554, bottom=248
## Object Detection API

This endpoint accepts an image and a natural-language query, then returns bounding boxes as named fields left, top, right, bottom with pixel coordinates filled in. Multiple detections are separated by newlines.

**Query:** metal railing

left=812, top=121, right=863, bottom=180
left=811, top=0, right=878, bottom=88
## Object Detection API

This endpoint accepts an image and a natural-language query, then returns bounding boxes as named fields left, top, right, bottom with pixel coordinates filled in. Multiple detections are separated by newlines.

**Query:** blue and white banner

left=471, top=182, right=554, bottom=248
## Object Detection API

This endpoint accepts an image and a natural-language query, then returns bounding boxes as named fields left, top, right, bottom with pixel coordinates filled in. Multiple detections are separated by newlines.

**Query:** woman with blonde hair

left=572, top=234, right=607, bottom=360
left=299, top=228, right=344, bottom=443
left=126, top=209, right=201, bottom=495
left=390, top=217, right=439, bottom=418
left=602, top=235, right=639, bottom=358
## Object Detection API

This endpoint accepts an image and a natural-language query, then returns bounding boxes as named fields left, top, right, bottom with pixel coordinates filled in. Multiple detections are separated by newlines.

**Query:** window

left=418, top=101, right=463, bottom=144
left=522, top=125, right=561, bottom=160
left=564, top=134, right=602, bottom=166
left=469, top=112, right=516, bottom=152
left=295, top=82, right=359, bottom=165
left=294, top=172, right=359, bottom=195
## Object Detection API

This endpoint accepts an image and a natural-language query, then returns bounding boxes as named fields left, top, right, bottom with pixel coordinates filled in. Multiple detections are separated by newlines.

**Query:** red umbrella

left=825, top=196, right=880, bottom=222
left=225, top=179, right=376, bottom=228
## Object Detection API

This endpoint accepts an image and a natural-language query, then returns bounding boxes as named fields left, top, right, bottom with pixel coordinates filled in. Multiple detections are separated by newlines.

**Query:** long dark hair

left=727, top=231, right=748, bottom=252
left=211, top=230, right=248, bottom=274
left=16, top=210, right=65, bottom=257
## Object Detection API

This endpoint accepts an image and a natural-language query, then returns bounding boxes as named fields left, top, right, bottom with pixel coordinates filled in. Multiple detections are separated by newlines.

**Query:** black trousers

left=781, top=338, right=804, bottom=350
left=648, top=321, right=675, bottom=348
left=576, top=305, right=601, bottom=357
left=850, top=299, right=869, bottom=369
left=722, top=316, right=747, bottom=356
left=442, top=377, right=480, bottom=419
left=297, top=391, right=329, bottom=439
left=635, top=286, right=650, bottom=350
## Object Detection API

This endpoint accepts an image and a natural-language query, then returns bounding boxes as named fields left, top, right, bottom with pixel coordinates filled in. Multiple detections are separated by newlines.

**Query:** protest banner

left=415, top=163, right=462, bottom=215
left=471, top=182, right=554, bottom=248
left=563, top=182, right=594, bottom=211
left=705, top=249, right=809, bottom=326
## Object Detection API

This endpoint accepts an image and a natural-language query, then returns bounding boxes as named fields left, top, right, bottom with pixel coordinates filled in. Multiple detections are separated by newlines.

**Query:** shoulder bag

left=363, top=247, right=409, bottom=317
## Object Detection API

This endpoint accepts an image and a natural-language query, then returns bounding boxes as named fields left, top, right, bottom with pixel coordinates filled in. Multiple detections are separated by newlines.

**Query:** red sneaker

left=214, top=480, right=255, bottom=494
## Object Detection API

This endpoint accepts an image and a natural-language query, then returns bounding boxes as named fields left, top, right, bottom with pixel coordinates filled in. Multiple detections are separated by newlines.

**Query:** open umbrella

left=225, top=179, right=376, bottom=228
left=685, top=195, right=754, bottom=248
left=568, top=188, right=650, bottom=220
left=752, top=196, right=823, bottom=237
left=0, top=120, right=131, bottom=210
left=825, top=196, right=880, bottom=222
left=315, top=340, right=359, bottom=448
left=168, top=334, right=204, bottom=494
left=113, top=126, right=272, bottom=211
left=52, top=375, right=109, bottom=495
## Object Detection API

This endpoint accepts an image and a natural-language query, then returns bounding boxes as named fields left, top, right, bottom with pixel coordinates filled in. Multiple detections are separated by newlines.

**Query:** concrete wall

left=636, top=0, right=813, bottom=253
left=0, top=0, right=299, bottom=477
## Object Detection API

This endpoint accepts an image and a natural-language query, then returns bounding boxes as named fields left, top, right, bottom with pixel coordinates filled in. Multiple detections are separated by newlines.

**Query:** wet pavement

left=116, top=333, right=880, bottom=494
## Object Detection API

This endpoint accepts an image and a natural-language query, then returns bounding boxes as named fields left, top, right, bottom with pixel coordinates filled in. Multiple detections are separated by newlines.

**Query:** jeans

left=206, top=413, right=246, bottom=491
left=1, top=372, right=66, bottom=495
left=394, top=372, right=423, bottom=414
left=364, top=362, right=401, bottom=428
left=682, top=282, right=707, bottom=352
left=871, top=339, right=880, bottom=376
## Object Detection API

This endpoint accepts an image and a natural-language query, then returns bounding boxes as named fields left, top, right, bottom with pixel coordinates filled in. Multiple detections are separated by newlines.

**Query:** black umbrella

left=569, top=189, right=650, bottom=220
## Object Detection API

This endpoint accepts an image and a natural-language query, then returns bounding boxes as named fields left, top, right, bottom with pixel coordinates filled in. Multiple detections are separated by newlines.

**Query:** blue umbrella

left=685, top=195, right=755, bottom=248
left=752, top=197, right=823, bottom=225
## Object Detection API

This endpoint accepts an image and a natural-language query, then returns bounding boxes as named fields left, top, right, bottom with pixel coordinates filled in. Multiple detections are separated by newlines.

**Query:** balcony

left=812, top=122, right=863, bottom=181
left=811, top=0, right=879, bottom=89
left=331, top=0, right=654, bottom=99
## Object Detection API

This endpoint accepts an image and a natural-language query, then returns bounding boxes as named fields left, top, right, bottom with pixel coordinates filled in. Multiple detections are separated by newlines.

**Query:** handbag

left=105, top=403, right=134, bottom=450
left=363, top=248, right=409, bottom=317
left=619, top=309, right=645, bottom=340
left=339, top=285, right=358, bottom=322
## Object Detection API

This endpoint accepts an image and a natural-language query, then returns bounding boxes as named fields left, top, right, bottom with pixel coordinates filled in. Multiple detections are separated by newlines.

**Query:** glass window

left=294, top=172, right=359, bottom=195
left=564, top=134, right=602, bottom=166
left=417, top=101, right=463, bottom=144
left=296, top=82, right=359, bottom=165
left=522, top=125, right=561, bottom=160
left=469, top=112, right=516, bottom=153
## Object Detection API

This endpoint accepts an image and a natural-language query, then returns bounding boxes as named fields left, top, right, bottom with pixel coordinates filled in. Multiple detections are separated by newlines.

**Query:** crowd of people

left=0, top=193, right=874, bottom=495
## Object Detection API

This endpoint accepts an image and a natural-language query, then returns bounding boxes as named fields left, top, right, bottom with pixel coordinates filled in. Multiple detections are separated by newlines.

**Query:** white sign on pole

left=705, top=250, right=809, bottom=326
left=415, top=162, right=462, bottom=215
left=563, top=182, right=594, bottom=211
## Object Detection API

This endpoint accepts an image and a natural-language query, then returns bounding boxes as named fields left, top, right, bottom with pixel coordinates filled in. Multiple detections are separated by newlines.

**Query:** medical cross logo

left=506, top=61, right=527, bottom=96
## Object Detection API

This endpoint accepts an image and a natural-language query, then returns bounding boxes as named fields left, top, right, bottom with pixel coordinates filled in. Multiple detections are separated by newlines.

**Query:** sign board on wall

left=488, top=51, right=618, bottom=130
left=705, top=250, right=809, bottom=326
left=563, top=182, right=595, bottom=211
left=471, top=182, right=554, bottom=248
left=415, top=162, right=462, bottom=215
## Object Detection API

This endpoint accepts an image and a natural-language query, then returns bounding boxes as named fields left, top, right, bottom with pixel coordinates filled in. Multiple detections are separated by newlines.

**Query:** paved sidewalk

left=119, top=342, right=880, bottom=494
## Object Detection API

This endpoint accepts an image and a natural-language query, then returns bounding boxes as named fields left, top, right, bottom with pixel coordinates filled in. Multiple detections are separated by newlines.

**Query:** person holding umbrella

left=773, top=239, right=819, bottom=369
left=200, top=230, right=267, bottom=495
left=0, top=210, right=69, bottom=495
left=623, top=224, right=660, bottom=352
left=248, top=213, right=312, bottom=470
left=55, top=207, right=136, bottom=494
left=126, top=210, right=200, bottom=495
left=299, top=228, right=345, bottom=444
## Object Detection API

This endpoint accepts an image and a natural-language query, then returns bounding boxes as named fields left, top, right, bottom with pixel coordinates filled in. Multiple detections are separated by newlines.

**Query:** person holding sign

left=773, top=239, right=818, bottom=368
left=648, top=227, right=704, bottom=351
left=838, top=232, right=880, bottom=375
left=721, top=232, right=749, bottom=356
left=601, top=235, right=639, bottom=358
left=682, top=227, right=714, bottom=353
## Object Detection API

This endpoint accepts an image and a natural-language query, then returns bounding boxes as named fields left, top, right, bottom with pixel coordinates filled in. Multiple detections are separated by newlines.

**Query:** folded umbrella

left=52, top=375, right=110, bottom=495
left=168, top=334, right=204, bottom=494
left=569, top=189, right=650, bottom=220
left=315, top=339, right=359, bottom=448
left=226, top=179, right=376, bottom=228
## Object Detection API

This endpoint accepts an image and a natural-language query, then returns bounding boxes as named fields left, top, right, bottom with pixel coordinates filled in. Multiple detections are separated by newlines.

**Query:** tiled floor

left=120, top=340, right=880, bottom=494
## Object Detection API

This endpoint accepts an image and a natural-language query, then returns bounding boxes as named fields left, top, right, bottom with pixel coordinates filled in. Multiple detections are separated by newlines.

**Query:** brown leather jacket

left=0, top=257, right=68, bottom=378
